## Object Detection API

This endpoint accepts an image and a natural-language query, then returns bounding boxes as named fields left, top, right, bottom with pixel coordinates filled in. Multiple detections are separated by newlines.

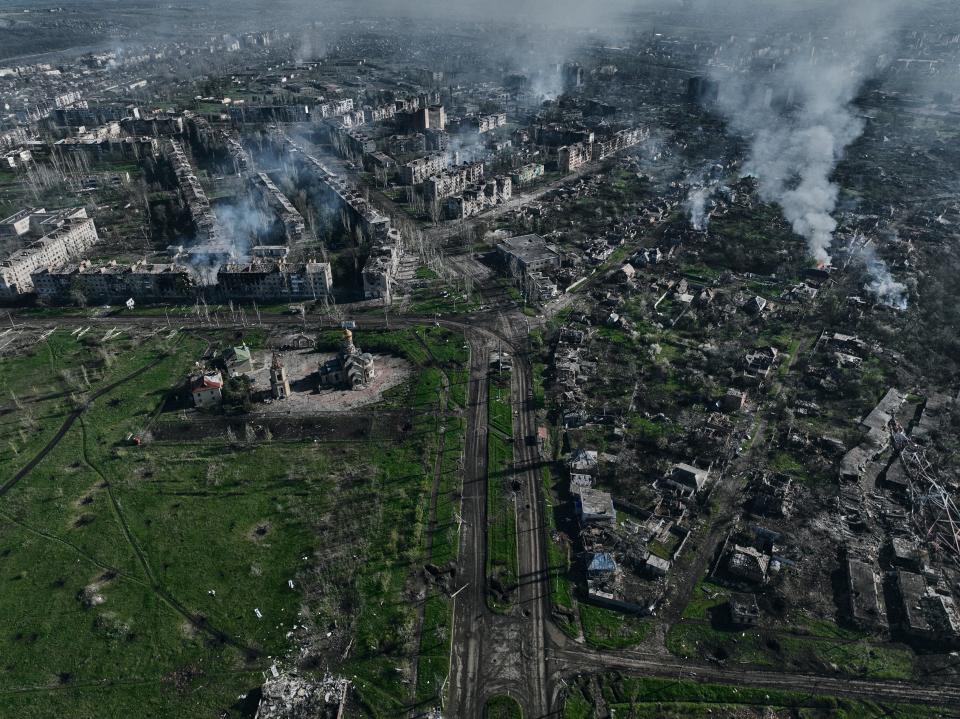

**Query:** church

left=317, top=328, right=376, bottom=390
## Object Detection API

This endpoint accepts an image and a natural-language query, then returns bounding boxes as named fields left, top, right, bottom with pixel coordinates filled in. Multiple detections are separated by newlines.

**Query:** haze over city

left=1, top=1, right=959, bottom=717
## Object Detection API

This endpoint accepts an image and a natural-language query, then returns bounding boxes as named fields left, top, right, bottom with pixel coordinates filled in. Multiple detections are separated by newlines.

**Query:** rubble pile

left=255, top=671, right=349, bottom=719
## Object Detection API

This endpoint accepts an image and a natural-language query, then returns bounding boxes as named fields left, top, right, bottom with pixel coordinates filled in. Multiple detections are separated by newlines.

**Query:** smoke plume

left=685, top=186, right=711, bottom=231
left=186, top=196, right=268, bottom=284
left=861, top=241, right=908, bottom=310
left=684, top=163, right=726, bottom=231
left=709, top=1, right=907, bottom=267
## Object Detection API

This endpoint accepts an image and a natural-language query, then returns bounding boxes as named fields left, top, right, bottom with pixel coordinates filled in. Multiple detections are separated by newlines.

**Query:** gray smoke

left=709, top=1, right=908, bottom=267
left=186, top=196, right=268, bottom=284
left=861, top=241, right=908, bottom=310
left=684, top=163, right=726, bottom=231
left=685, top=186, right=711, bottom=231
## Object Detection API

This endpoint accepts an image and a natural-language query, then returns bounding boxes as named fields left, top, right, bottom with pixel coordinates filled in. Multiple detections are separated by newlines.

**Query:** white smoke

left=685, top=186, right=712, bottom=231
left=709, top=1, right=907, bottom=268
left=186, top=195, right=268, bottom=284
left=684, top=164, right=726, bottom=231
left=860, top=241, right=908, bottom=310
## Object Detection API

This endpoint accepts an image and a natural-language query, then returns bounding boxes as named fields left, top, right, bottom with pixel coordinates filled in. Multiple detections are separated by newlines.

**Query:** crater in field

left=248, top=522, right=272, bottom=542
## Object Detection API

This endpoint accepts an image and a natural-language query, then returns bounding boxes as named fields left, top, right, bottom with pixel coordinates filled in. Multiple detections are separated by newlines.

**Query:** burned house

left=889, top=537, right=923, bottom=572
left=746, top=474, right=793, bottom=518
left=217, top=259, right=333, bottom=301
left=558, top=142, right=592, bottom=173
left=400, top=153, right=449, bottom=185
left=643, top=554, right=671, bottom=578
left=361, top=229, right=404, bottom=303
left=250, top=172, right=307, bottom=246
left=742, top=347, right=779, bottom=383
left=616, top=263, right=636, bottom=282
left=269, top=352, right=291, bottom=400
left=662, top=462, right=711, bottom=495
left=721, top=388, right=747, bottom=413
left=1, top=208, right=100, bottom=297
left=839, top=388, right=905, bottom=483
left=423, top=162, right=484, bottom=204
left=743, top=295, right=768, bottom=316
left=568, top=448, right=599, bottom=475
left=33, top=258, right=195, bottom=304
left=896, top=570, right=960, bottom=646
left=445, top=175, right=512, bottom=220
left=728, top=593, right=761, bottom=627
left=510, top=162, right=544, bottom=187
left=587, top=552, right=617, bottom=580
left=912, top=393, right=955, bottom=445
left=846, top=558, right=886, bottom=630
left=166, top=140, right=222, bottom=247
left=726, top=545, right=770, bottom=584
left=575, top=487, right=616, bottom=527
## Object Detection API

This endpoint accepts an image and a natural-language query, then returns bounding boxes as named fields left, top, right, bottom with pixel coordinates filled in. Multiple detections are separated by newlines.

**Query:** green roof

left=226, top=344, right=251, bottom=364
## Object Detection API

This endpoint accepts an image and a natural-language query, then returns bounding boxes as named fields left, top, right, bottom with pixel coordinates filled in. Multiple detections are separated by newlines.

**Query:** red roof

left=191, top=372, right=223, bottom=392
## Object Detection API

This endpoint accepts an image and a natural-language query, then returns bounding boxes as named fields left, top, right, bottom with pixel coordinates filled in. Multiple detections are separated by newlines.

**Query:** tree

left=222, top=375, right=253, bottom=414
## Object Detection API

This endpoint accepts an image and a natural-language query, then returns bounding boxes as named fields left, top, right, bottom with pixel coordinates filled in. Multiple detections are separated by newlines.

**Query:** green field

left=542, top=468, right=576, bottom=636
left=486, top=370, right=518, bottom=612
left=578, top=603, right=651, bottom=650
left=0, top=324, right=467, bottom=718
left=666, top=619, right=915, bottom=680
left=561, top=675, right=944, bottom=719
left=485, top=694, right=523, bottom=719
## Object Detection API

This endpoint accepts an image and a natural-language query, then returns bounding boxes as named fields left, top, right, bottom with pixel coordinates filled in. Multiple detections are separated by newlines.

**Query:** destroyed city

left=2, top=0, right=960, bottom=717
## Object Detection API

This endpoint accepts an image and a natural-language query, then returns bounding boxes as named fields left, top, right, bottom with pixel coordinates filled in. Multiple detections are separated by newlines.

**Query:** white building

left=0, top=209, right=99, bottom=296
left=191, top=371, right=224, bottom=409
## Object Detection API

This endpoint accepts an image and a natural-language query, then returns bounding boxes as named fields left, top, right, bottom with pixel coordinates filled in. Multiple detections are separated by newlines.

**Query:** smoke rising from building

left=685, top=186, right=711, bottom=231
left=186, top=196, right=268, bottom=284
left=860, top=240, right=908, bottom=310
left=707, top=0, right=916, bottom=277
left=684, top=162, right=727, bottom=232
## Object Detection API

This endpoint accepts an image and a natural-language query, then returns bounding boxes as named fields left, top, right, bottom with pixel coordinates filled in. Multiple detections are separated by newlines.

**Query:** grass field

left=0, top=324, right=467, bottom=718
left=488, top=373, right=513, bottom=438
left=561, top=675, right=944, bottom=719
left=541, top=467, right=576, bottom=636
left=666, top=620, right=915, bottom=680
left=578, top=603, right=651, bottom=650
left=485, top=694, right=523, bottom=719
left=486, top=367, right=519, bottom=612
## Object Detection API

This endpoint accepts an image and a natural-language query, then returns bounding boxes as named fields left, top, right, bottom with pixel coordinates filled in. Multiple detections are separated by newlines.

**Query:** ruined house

left=726, top=545, right=770, bottom=584
left=846, top=558, right=886, bottom=630
left=728, top=593, right=761, bottom=627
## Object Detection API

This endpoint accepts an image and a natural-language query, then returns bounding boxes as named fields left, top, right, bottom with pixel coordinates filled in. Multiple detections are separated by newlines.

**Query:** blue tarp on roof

left=588, top=553, right=616, bottom=573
